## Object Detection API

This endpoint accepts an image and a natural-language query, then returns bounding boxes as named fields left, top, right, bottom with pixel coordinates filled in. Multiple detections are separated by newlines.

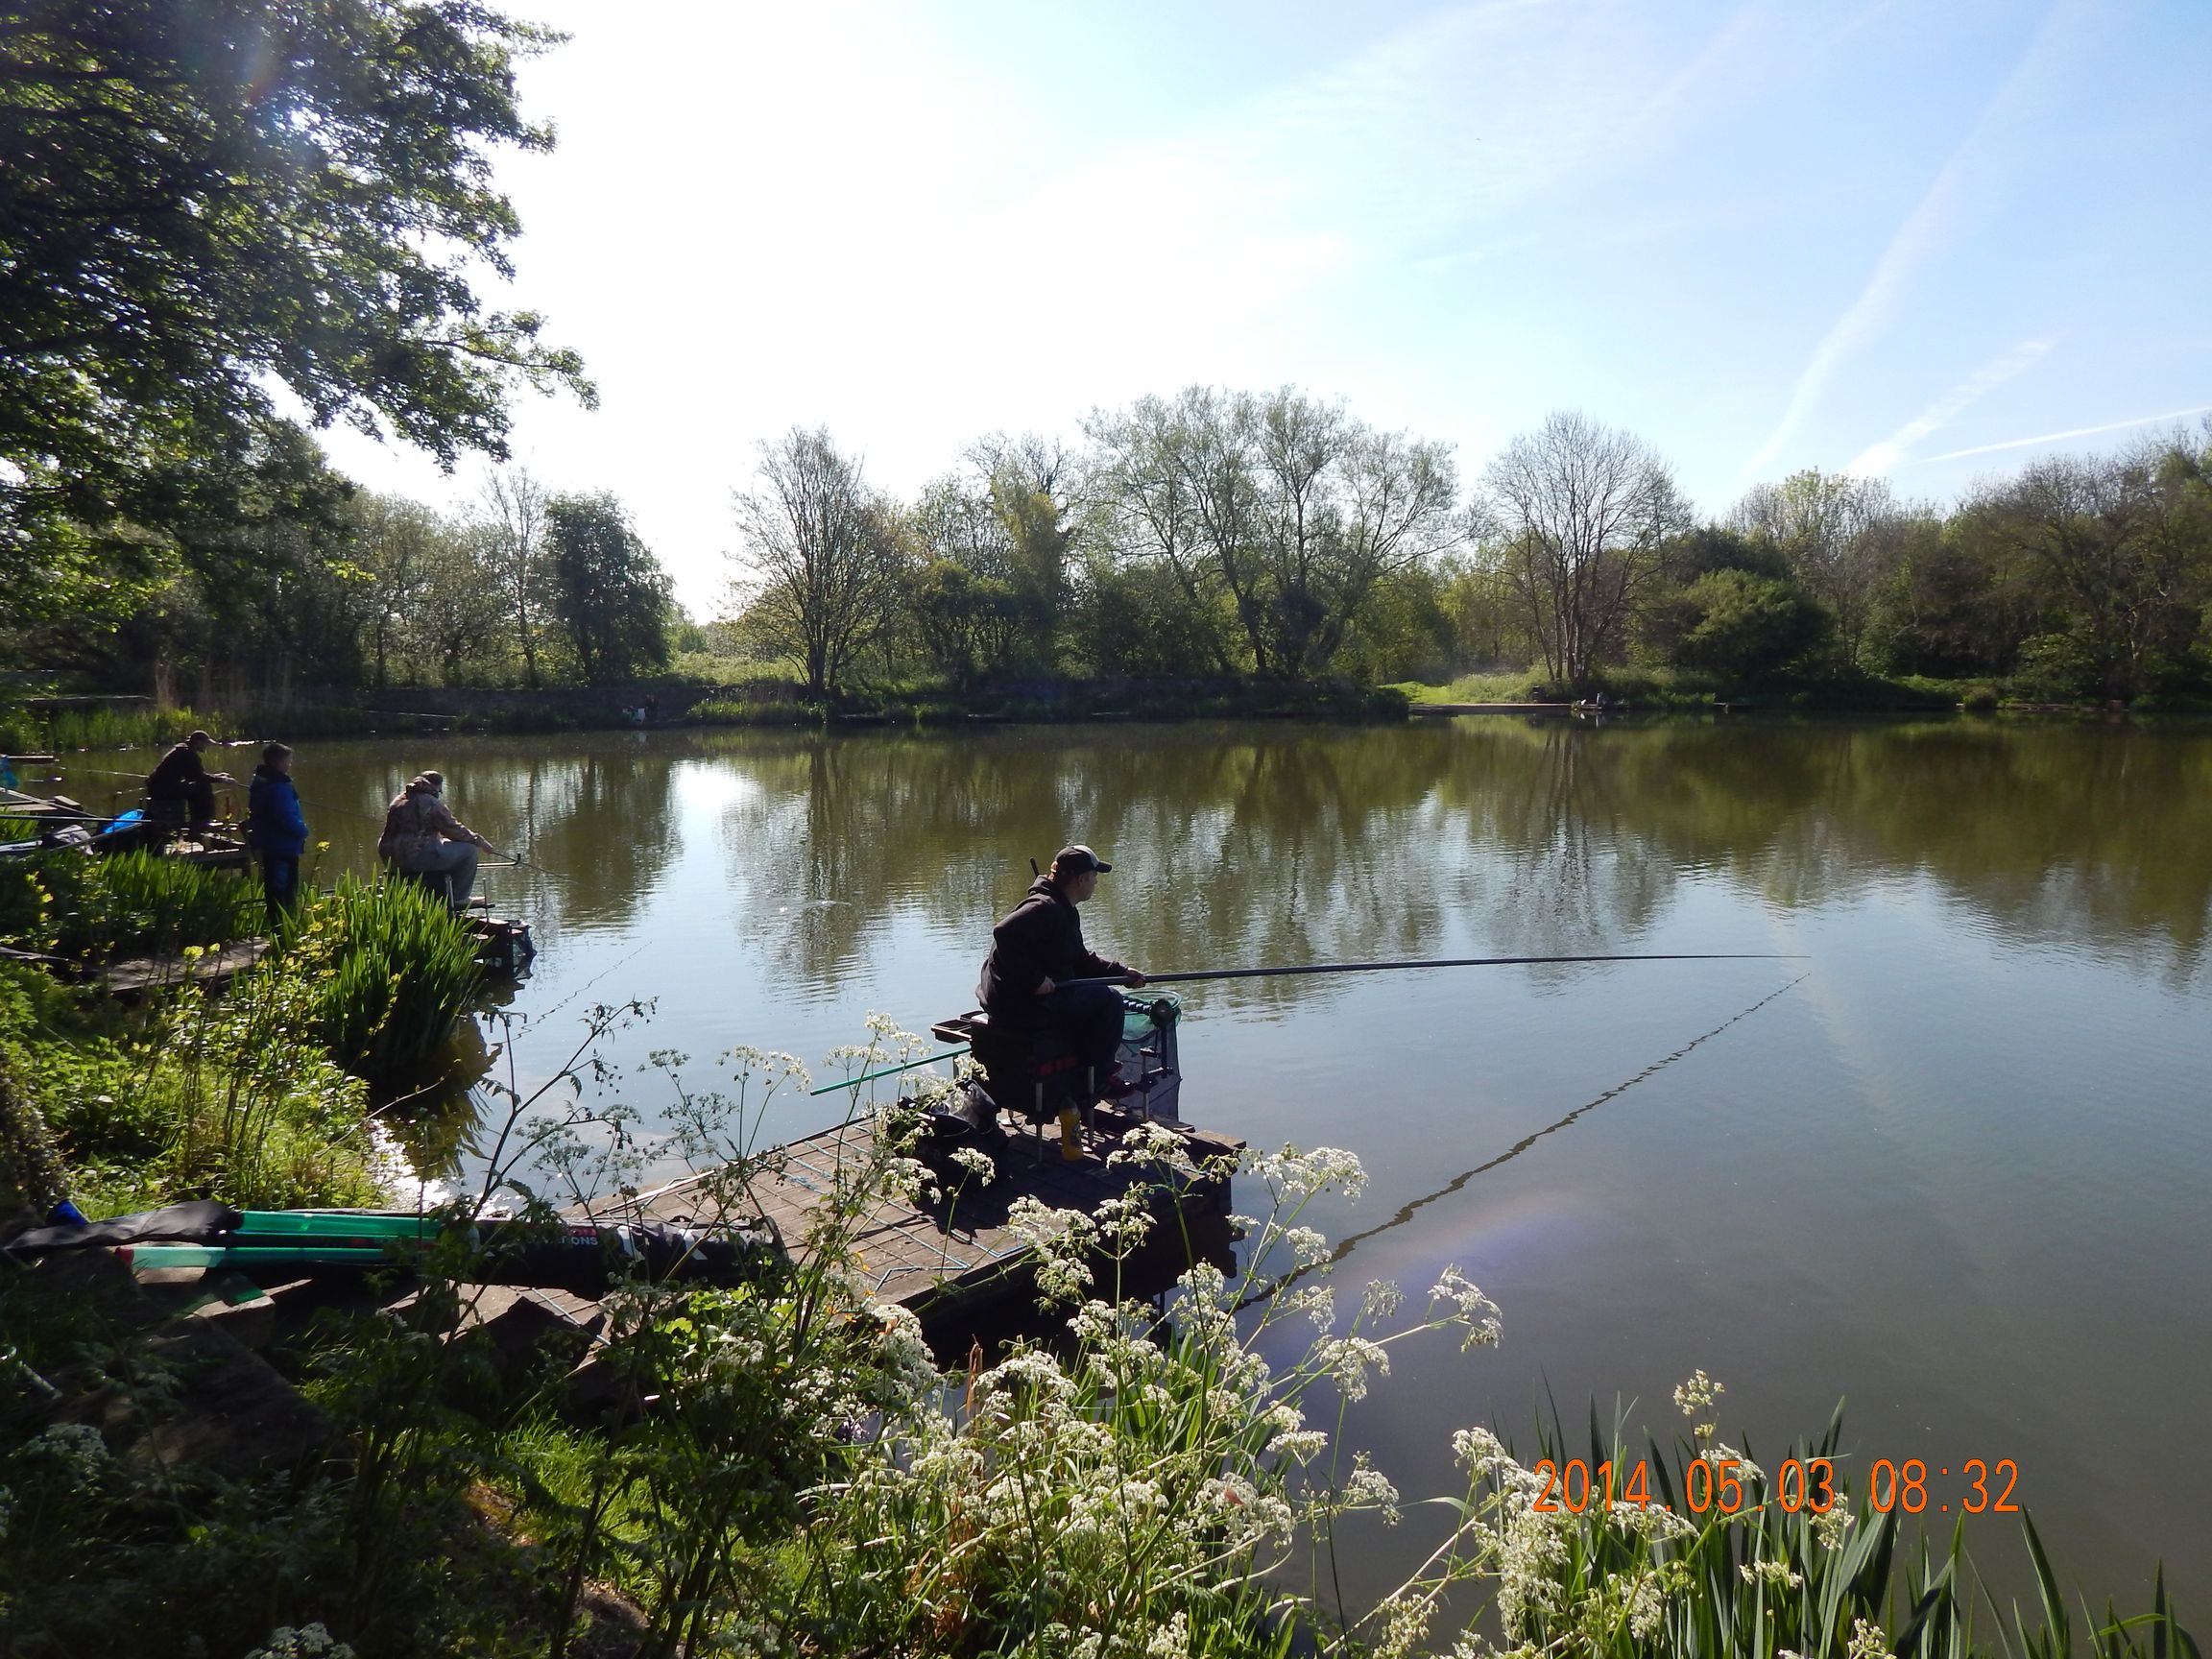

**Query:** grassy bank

left=1392, top=667, right=2212, bottom=715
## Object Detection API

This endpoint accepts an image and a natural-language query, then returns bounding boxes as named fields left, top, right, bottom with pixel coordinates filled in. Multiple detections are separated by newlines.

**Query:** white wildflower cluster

left=1440, top=1425, right=1571, bottom=1639
left=1622, top=1568, right=1671, bottom=1641
left=1741, top=1559, right=1805, bottom=1590
left=1674, top=1368, right=1723, bottom=1440
left=1849, top=1617, right=1894, bottom=1659
left=1813, top=1503, right=1857, bottom=1551
left=1316, top=1334, right=1391, bottom=1402
left=1107, top=1120, right=1187, bottom=1167
left=1262, top=1401, right=1328, bottom=1465
left=1343, top=1453, right=1402, bottom=1525
left=1281, top=1224, right=1330, bottom=1266
left=948, top=1145, right=997, bottom=1181
left=1427, top=1265, right=1503, bottom=1350
left=1143, top=1610, right=1190, bottom=1657
left=880, top=1153, right=938, bottom=1208
left=1004, top=1196, right=1096, bottom=1304
left=1092, top=1189, right=1157, bottom=1252
left=1707, top=1441, right=1764, bottom=1483
left=1243, top=1143, right=1368, bottom=1201
left=1284, top=1281, right=1335, bottom=1334
left=866, top=1304, right=943, bottom=1413
left=1608, top=1497, right=1696, bottom=1544
left=1202, top=1472, right=1297, bottom=1547
left=1368, top=1594, right=1434, bottom=1659
left=1362, top=1279, right=1405, bottom=1319
left=243, top=1625, right=356, bottom=1659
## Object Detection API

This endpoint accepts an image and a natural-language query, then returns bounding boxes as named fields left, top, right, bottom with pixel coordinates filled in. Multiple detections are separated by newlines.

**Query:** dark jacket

left=246, top=765, right=308, bottom=858
left=976, top=878, right=1126, bottom=1011
left=146, top=742, right=206, bottom=802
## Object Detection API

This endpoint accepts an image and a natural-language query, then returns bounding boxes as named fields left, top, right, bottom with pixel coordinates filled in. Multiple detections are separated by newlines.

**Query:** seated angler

left=377, top=770, right=496, bottom=911
left=145, top=730, right=237, bottom=832
left=976, top=845, right=1146, bottom=1100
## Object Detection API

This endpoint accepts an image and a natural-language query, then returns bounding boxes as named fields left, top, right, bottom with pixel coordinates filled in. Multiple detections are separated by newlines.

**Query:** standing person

left=245, top=743, right=308, bottom=924
left=145, top=730, right=237, bottom=832
left=976, top=845, right=1146, bottom=1095
left=377, top=770, right=496, bottom=911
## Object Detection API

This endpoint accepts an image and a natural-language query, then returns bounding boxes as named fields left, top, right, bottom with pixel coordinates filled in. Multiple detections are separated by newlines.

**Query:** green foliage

left=0, top=848, right=260, bottom=964
left=2009, top=633, right=2105, bottom=704
left=1648, top=567, right=1834, bottom=683
left=0, top=0, right=590, bottom=599
left=281, top=877, right=484, bottom=1097
left=544, top=492, right=674, bottom=684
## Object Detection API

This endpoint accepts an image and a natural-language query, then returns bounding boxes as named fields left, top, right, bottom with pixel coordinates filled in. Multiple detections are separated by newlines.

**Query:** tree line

left=730, top=400, right=2212, bottom=704
left=7, top=3, right=2209, bottom=709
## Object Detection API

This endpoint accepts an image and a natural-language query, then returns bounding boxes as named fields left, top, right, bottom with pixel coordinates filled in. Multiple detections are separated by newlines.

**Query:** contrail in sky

left=1914, top=406, right=2212, bottom=464
left=1738, top=5, right=2066, bottom=487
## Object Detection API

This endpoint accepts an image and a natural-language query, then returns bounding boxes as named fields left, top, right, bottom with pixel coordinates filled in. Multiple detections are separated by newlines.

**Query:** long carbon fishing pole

left=1060, top=952, right=1803, bottom=989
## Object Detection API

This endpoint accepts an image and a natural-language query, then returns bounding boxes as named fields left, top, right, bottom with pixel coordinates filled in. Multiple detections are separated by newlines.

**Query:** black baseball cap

left=1054, top=844, right=1112, bottom=874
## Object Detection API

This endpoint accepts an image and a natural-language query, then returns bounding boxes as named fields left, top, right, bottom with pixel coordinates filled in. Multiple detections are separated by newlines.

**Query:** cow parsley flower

left=1244, top=1143, right=1367, bottom=1200
left=1849, top=1618, right=1893, bottom=1659
left=1428, top=1266, right=1503, bottom=1349
left=1741, top=1560, right=1804, bottom=1590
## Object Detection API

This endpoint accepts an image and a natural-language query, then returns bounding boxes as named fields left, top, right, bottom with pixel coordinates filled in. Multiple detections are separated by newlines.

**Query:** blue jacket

left=246, top=766, right=308, bottom=858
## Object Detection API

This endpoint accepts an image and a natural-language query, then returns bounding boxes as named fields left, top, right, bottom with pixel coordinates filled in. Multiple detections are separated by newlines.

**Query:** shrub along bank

left=0, top=853, right=481, bottom=1217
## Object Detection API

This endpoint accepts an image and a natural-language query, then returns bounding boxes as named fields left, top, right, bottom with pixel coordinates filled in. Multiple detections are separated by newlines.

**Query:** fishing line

left=1231, top=973, right=1812, bottom=1311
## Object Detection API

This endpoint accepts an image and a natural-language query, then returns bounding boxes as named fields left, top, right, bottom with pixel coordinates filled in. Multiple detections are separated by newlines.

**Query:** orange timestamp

left=1530, top=1456, right=2022, bottom=1518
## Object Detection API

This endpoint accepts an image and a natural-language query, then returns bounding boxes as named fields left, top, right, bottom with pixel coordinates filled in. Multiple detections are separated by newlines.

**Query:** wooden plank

left=602, top=1105, right=1240, bottom=1326
left=104, top=938, right=273, bottom=998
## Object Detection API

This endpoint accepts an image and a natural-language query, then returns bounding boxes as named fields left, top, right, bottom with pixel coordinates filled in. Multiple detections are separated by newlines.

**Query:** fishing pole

left=1059, top=952, right=1805, bottom=989
left=808, top=1048, right=971, bottom=1096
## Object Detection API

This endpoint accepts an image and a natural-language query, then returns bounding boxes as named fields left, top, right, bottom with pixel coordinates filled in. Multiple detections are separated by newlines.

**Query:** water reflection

left=683, top=719, right=2212, bottom=998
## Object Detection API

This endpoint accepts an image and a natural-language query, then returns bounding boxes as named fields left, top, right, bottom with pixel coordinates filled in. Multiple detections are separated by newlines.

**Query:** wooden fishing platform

left=601, top=1102, right=1242, bottom=1347
left=104, top=938, right=274, bottom=998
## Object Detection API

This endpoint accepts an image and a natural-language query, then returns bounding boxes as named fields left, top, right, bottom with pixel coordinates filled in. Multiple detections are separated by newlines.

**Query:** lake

left=81, top=714, right=2212, bottom=1615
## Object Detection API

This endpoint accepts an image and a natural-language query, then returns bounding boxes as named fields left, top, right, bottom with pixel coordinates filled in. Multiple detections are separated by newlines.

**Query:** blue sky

left=318, top=0, right=2212, bottom=613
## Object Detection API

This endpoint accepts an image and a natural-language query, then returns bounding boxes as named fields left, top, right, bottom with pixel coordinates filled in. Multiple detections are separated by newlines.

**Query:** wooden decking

left=607, top=1103, right=1242, bottom=1333
left=104, top=938, right=274, bottom=998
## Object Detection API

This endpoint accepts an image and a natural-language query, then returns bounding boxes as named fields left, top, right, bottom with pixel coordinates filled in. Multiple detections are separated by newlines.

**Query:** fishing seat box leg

left=930, top=1012, right=1097, bottom=1162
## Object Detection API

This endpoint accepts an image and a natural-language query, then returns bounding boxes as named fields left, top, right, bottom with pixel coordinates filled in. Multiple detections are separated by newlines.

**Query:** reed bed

left=278, top=875, right=484, bottom=1096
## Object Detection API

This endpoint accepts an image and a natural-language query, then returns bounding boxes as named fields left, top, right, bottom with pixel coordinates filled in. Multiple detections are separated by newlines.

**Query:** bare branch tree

left=730, top=427, right=904, bottom=697
left=1481, top=411, right=1688, bottom=686
left=480, top=465, right=550, bottom=686
left=1084, top=386, right=1461, bottom=677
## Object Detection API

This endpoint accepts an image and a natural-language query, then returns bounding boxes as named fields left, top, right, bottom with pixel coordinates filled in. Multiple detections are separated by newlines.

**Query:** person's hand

left=1035, top=976, right=1056, bottom=997
left=1123, top=970, right=1147, bottom=989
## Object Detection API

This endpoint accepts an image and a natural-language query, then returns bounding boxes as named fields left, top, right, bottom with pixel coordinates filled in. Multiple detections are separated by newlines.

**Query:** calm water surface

left=74, top=716, right=2212, bottom=1611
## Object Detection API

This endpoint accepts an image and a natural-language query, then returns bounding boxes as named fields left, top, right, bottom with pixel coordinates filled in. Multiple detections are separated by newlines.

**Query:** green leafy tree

left=544, top=492, right=673, bottom=683
left=0, top=0, right=590, bottom=621
left=1730, top=469, right=1911, bottom=666
left=1647, top=567, right=1832, bottom=682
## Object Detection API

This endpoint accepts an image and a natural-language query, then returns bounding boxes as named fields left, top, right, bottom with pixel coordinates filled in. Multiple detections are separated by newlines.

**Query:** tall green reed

left=0, top=847, right=259, bottom=963
left=279, top=875, right=484, bottom=1097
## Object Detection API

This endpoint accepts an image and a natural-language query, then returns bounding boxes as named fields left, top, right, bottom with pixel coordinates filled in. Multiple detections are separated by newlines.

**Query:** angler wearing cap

left=977, top=845, right=1147, bottom=1095
left=144, top=730, right=237, bottom=832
